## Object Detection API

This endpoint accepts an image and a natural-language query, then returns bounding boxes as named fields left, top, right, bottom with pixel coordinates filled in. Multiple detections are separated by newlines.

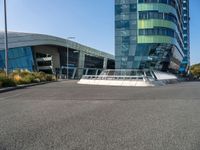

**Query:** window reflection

left=0, top=47, right=34, bottom=71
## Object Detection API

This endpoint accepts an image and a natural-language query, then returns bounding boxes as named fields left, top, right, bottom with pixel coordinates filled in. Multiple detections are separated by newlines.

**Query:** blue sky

left=0, top=0, right=199, bottom=64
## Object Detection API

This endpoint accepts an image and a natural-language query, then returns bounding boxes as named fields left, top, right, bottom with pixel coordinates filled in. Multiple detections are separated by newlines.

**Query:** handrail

left=80, top=69, right=176, bottom=81
left=81, top=75, right=149, bottom=81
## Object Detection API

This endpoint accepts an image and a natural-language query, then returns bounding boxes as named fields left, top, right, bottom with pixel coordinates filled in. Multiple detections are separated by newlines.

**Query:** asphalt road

left=0, top=81, right=200, bottom=150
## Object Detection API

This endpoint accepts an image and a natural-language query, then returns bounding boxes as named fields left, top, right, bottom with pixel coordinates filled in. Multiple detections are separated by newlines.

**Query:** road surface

left=0, top=81, right=200, bottom=150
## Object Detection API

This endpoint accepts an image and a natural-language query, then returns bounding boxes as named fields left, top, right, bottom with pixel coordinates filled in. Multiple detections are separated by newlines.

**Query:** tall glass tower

left=180, top=0, right=190, bottom=73
left=115, top=0, right=190, bottom=73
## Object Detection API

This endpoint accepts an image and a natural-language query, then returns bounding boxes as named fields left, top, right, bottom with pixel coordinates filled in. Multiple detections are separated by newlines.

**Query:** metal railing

left=58, top=67, right=104, bottom=79
left=80, top=69, right=157, bottom=82
left=82, top=75, right=156, bottom=82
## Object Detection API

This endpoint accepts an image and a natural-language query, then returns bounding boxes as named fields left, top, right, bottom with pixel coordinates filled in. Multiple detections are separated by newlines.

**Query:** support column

left=103, top=58, right=108, bottom=70
left=77, top=51, right=85, bottom=79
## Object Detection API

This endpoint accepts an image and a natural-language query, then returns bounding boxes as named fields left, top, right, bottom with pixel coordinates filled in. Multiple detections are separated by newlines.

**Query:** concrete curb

left=0, top=81, right=55, bottom=93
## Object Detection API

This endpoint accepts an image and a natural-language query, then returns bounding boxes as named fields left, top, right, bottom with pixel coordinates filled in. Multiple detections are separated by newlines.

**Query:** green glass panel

left=137, top=36, right=181, bottom=51
left=138, top=3, right=177, bottom=18
left=138, top=19, right=177, bottom=31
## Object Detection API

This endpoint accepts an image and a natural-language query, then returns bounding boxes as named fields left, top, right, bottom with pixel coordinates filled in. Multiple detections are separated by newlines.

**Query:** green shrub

left=16, top=74, right=35, bottom=85
left=9, top=70, right=35, bottom=85
left=0, top=70, right=55, bottom=87
left=0, top=81, right=2, bottom=88
left=32, top=78, right=40, bottom=83
left=9, top=70, right=20, bottom=79
left=0, top=76, right=6, bottom=82
left=46, top=74, right=56, bottom=81
left=32, top=72, right=47, bottom=81
left=0, top=78, right=16, bottom=87
left=0, top=70, right=6, bottom=78
left=20, top=70, right=31, bottom=78
left=0, top=75, right=4, bottom=88
left=9, top=69, right=20, bottom=77
left=0, top=73, right=15, bottom=88
left=190, top=63, right=200, bottom=77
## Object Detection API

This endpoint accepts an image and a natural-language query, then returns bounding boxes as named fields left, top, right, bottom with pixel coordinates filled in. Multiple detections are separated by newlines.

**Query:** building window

left=115, top=20, right=130, bottom=29
left=138, top=0, right=176, bottom=8
left=0, top=46, right=34, bottom=71
left=130, top=4, right=137, bottom=12
left=139, top=11, right=177, bottom=24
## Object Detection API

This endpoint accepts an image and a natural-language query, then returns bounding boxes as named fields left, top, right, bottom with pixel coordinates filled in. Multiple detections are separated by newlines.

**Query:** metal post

left=67, top=47, right=69, bottom=80
left=4, top=0, right=8, bottom=76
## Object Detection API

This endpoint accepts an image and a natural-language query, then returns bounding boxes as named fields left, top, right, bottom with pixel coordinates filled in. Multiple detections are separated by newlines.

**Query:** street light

left=4, top=0, right=8, bottom=76
left=66, top=37, right=75, bottom=80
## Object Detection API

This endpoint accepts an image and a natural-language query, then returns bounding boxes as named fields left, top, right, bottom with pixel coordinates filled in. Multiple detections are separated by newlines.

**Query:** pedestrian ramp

left=78, top=69, right=178, bottom=87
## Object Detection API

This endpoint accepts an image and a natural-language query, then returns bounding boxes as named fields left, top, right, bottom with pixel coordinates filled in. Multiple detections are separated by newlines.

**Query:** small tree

left=190, top=63, right=200, bottom=77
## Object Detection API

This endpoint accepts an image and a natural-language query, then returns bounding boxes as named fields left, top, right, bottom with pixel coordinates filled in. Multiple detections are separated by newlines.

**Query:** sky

left=0, top=0, right=199, bottom=65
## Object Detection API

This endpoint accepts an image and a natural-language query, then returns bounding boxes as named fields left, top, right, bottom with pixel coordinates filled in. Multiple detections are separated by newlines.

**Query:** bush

left=0, top=69, right=56, bottom=88
left=0, top=76, right=4, bottom=88
left=0, top=76, right=6, bottom=82
left=16, top=74, right=35, bottom=85
left=0, top=72, right=16, bottom=88
left=19, top=70, right=31, bottom=78
left=32, top=78, right=40, bottom=83
left=0, top=81, right=2, bottom=88
left=190, top=63, right=200, bottom=78
left=0, top=77, right=16, bottom=87
left=0, top=70, right=6, bottom=78
left=46, top=74, right=56, bottom=81
left=32, top=72, right=47, bottom=82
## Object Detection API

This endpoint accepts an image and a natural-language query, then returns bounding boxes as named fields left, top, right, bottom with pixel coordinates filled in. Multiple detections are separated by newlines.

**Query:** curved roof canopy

left=0, top=31, right=114, bottom=59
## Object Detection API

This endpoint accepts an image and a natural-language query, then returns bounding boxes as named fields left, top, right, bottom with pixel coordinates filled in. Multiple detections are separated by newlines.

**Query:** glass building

left=115, top=0, right=190, bottom=73
left=0, top=47, right=34, bottom=71
left=0, top=32, right=114, bottom=79
left=179, top=0, right=190, bottom=73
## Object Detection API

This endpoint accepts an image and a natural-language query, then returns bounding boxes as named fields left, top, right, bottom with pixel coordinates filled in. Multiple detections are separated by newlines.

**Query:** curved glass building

left=115, top=0, right=190, bottom=73
left=0, top=31, right=115, bottom=79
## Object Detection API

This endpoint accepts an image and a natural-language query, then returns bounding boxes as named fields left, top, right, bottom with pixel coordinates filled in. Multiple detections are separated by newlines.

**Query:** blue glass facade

left=115, top=0, right=189, bottom=73
left=179, top=0, right=190, bottom=73
left=115, top=0, right=138, bottom=69
left=0, top=47, right=34, bottom=72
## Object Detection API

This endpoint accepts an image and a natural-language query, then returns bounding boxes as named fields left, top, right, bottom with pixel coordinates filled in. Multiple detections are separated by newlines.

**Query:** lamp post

left=66, top=37, right=75, bottom=80
left=4, top=0, right=8, bottom=76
